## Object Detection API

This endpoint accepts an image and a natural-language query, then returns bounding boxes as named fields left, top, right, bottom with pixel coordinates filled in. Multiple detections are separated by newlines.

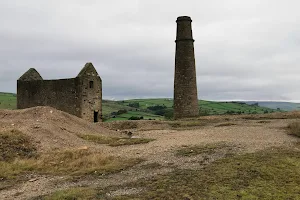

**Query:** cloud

left=0, top=0, right=300, bottom=101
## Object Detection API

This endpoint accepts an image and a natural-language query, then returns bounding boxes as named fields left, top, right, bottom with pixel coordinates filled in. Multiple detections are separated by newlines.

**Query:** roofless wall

left=17, top=63, right=102, bottom=122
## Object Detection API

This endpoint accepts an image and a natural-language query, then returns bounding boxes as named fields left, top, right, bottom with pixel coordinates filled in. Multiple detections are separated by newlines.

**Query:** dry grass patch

left=36, top=187, right=98, bottom=200
left=169, top=120, right=208, bottom=128
left=77, top=134, right=155, bottom=146
left=176, top=142, right=233, bottom=157
left=140, top=162, right=162, bottom=170
left=257, top=120, right=272, bottom=124
left=215, top=122, right=236, bottom=127
left=106, top=121, right=138, bottom=130
left=0, top=149, right=142, bottom=182
left=0, top=129, right=37, bottom=162
left=31, top=149, right=142, bottom=175
left=286, top=121, right=300, bottom=137
left=114, top=147, right=300, bottom=199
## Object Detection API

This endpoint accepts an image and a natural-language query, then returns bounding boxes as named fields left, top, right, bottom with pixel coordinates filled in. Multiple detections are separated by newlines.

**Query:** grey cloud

left=0, top=0, right=300, bottom=101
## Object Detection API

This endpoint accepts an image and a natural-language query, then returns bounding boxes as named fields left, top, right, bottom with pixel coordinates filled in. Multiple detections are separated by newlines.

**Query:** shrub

left=287, top=122, right=300, bottom=137
left=147, top=105, right=167, bottom=111
left=164, top=109, right=174, bottom=119
left=117, top=109, right=127, bottom=115
left=128, top=102, right=140, bottom=108
left=128, top=116, right=143, bottom=120
left=0, top=130, right=37, bottom=162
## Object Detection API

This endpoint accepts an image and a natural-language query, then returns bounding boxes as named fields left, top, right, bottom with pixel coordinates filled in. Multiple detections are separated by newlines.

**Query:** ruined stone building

left=17, top=63, right=102, bottom=122
left=174, top=16, right=199, bottom=119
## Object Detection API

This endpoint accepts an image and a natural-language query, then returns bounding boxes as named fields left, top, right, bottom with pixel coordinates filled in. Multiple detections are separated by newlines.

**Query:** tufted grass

left=176, top=142, right=232, bottom=157
left=113, top=146, right=300, bottom=199
left=0, top=129, right=37, bottom=162
left=77, top=134, right=155, bottom=146
left=286, top=121, right=300, bottom=137
left=40, top=144, right=300, bottom=200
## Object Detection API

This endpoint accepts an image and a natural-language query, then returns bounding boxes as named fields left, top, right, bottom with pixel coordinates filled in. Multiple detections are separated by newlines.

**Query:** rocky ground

left=0, top=107, right=299, bottom=199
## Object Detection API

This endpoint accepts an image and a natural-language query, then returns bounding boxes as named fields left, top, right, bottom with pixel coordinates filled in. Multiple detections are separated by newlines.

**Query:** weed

left=176, top=142, right=231, bottom=157
left=77, top=134, right=155, bottom=146
left=169, top=120, right=208, bottom=128
left=115, top=148, right=300, bottom=199
left=116, top=121, right=138, bottom=129
left=286, top=121, right=300, bottom=137
left=257, top=120, right=272, bottom=124
left=0, top=149, right=142, bottom=181
left=38, top=187, right=98, bottom=200
left=0, top=129, right=37, bottom=162
left=140, top=162, right=162, bottom=170
left=215, top=122, right=236, bottom=127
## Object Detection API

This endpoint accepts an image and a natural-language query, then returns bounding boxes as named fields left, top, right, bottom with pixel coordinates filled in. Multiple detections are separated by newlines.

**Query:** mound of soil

left=0, top=106, right=117, bottom=152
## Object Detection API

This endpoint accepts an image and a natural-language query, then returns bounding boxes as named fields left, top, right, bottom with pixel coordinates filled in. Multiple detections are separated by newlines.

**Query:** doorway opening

left=94, top=111, right=98, bottom=123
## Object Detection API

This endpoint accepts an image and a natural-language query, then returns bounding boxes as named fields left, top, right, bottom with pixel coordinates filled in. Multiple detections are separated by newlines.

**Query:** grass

left=0, top=129, right=37, bottom=162
left=38, top=187, right=98, bottom=200
left=257, top=120, right=272, bottom=124
left=0, top=92, right=16, bottom=109
left=113, top=147, right=300, bottom=199
left=77, top=134, right=155, bottom=147
left=287, top=121, right=300, bottom=137
left=176, top=142, right=232, bottom=157
left=215, top=122, right=237, bottom=127
left=140, top=162, right=163, bottom=170
left=168, top=120, right=208, bottom=128
left=0, top=149, right=142, bottom=181
left=42, top=145, right=300, bottom=199
left=109, top=121, right=138, bottom=130
left=0, top=130, right=143, bottom=183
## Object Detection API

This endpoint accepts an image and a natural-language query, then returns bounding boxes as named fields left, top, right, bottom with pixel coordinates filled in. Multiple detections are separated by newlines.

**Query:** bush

left=128, top=116, right=143, bottom=120
left=0, top=130, right=37, bottom=162
left=287, top=122, right=300, bottom=137
left=117, top=109, right=127, bottom=115
left=225, top=110, right=235, bottom=115
left=154, top=109, right=166, bottom=116
left=128, top=102, right=140, bottom=108
left=164, top=109, right=174, bottom=119
left=147, top=105, right=167, bottom=111
left=199, top=109, right=210, bottom=116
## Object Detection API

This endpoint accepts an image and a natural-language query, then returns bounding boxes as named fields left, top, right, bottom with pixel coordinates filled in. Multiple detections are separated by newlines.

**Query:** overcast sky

left=0, top=0, right=299, bottom=101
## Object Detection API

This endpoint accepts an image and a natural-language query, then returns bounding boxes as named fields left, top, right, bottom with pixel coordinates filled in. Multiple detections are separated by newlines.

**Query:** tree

left=128, top=102, right=140, bottom=108
left=164, top=109, right=174, bottom=119
left=117, top=109, right=127, bottom=115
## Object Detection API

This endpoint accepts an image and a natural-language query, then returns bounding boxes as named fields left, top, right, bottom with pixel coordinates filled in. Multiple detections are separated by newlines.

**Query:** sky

left=0, top=0, right=299, bottom=101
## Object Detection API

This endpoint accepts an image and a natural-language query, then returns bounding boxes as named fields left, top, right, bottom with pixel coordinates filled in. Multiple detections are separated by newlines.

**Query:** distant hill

left=0, top=92, right=280, bottom=121
left=242, top=101, right=300, bottom=111
left=106, top=99, right=277, bottom=121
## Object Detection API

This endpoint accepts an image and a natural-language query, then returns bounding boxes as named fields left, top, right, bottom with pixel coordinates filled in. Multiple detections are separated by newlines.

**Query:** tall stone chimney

left=173, top=16, right=199, bottom=119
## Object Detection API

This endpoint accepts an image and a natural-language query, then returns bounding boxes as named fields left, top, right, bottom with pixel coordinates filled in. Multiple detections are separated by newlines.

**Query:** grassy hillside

left=114, top=99, right=277, bottom=121
left=0, top=93, right=279, bottom=121
left=0, top=92, right=16, bottom=110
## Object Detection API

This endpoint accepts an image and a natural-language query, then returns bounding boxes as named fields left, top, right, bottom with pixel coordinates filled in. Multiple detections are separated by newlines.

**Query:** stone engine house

left=17, top=62, right=102, bottom=122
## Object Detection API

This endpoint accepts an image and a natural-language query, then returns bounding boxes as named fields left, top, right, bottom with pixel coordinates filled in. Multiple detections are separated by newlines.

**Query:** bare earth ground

left=0, top=107, right=299, bottom=199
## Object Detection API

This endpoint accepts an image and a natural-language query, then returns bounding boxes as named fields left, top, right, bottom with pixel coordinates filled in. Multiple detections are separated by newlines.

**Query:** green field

left=0, top=93, right=280, bottom=121
left=0, top=92, right=17, bottom=110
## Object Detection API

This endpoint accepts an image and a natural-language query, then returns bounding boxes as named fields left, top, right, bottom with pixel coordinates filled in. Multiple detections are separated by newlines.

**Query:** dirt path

left=1, top=118, right=299, bottom=200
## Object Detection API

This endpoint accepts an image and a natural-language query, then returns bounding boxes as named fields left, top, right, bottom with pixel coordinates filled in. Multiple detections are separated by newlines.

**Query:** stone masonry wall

left=17, top=78, right=81, bottom=117
left=78, top=68, right=102, bottom=122
left=174, top=16, right=199, bottom=119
